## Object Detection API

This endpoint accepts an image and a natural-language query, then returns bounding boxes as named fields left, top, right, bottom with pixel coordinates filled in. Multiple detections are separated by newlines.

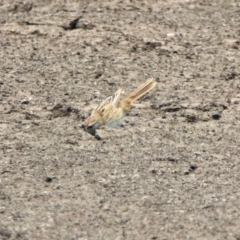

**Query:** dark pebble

left=212, top=112, right=221, bottom=120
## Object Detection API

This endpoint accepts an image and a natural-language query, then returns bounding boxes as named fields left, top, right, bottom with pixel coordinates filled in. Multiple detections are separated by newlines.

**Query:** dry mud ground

left=0, top=0, right=240, bottom=239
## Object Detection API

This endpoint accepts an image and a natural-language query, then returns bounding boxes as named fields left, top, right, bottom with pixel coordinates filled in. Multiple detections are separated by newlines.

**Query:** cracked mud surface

left=0, top=0, right=240, bottom=239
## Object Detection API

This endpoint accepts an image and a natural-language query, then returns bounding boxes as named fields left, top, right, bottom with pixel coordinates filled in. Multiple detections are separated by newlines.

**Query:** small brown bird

left=82, top=78, right=157, bottom=139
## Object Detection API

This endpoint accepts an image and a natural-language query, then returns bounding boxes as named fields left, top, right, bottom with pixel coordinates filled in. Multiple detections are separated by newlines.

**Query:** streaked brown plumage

left=82, top=78, right=157, bottom=139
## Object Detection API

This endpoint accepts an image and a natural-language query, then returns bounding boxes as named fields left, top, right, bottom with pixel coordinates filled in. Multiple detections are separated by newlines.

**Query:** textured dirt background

left=0, top=0, right=240, bottom=239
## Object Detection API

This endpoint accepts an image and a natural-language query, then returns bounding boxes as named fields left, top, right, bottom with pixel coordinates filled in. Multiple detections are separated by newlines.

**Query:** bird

left=82, top=78, right=157, bottom=139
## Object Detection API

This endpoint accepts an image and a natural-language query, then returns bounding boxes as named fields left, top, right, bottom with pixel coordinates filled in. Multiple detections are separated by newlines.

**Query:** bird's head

left=81, top=111, right=103, bottom=135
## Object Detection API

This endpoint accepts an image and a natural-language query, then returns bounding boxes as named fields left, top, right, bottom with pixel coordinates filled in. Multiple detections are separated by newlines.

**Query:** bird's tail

left=121, top=78, right=157, bottom=111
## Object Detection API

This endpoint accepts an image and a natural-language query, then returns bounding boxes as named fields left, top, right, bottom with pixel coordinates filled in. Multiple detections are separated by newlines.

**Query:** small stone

left=45, top=176, right=53, bottom=182
left=150, top=168, right=158, bottom=174
left=212, top=112, right=221, bottom=120
left=167, top=32, right=176, bottom=38
left=0, top=207, right=6, bottom=213
left=189, top=164, right=197, bottom=171
left=230, top=98, right=240, bottom=104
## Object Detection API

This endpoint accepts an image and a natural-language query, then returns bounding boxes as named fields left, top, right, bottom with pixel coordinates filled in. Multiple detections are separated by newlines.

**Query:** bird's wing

left=95, top=89, right=122, bottom=111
